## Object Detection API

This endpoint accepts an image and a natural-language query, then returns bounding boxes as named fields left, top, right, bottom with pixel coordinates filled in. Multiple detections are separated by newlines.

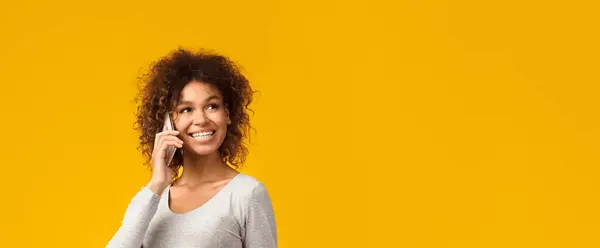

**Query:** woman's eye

left=207, top=104, right=219, bottom=110
left=180, top=108, right=192, bottom=113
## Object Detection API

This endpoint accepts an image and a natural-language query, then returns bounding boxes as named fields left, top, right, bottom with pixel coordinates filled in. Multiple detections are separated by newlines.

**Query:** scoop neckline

left=165, top=173, right=242, bottom=216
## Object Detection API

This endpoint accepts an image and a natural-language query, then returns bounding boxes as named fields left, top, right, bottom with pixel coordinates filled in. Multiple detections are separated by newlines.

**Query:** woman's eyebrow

left=177, top=96, right=221, bottom=106
left=204, top=95, right=221, bottom=102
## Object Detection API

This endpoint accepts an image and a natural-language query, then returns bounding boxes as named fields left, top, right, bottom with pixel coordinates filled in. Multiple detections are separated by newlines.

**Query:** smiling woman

left=106, top=48, right=277, bottom=248
left=135, top=48, right=254, bottom=181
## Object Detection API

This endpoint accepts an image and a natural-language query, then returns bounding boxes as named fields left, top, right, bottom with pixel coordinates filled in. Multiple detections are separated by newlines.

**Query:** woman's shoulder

left=228, top=173, right=271, bottom=199
left=230, top=173, right=261, bottom=191
left=228, top=173, right=273, bottom=218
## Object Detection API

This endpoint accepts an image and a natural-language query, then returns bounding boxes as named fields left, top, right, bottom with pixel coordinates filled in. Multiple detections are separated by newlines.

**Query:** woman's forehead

left=178, top=81, right=223, bottom=104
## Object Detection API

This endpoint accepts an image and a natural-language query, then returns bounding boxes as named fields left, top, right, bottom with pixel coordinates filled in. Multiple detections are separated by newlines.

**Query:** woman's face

left=173, top=81, right=231, bottom=156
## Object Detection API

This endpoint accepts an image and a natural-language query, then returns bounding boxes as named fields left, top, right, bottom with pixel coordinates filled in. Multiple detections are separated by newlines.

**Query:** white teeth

left=191, top=131, right=215, bottom=138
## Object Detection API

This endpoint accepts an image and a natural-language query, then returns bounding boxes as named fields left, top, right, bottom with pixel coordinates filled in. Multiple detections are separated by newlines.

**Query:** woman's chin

left=186, top=145, right=219, bottom=156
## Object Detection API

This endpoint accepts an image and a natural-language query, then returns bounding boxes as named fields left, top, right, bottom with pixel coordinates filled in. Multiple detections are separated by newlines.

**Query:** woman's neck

left=176, top=150, right=236, bottom=186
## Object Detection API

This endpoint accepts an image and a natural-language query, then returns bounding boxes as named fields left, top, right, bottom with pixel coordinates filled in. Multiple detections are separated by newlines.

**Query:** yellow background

left=1, top=0, right=599, bottom=247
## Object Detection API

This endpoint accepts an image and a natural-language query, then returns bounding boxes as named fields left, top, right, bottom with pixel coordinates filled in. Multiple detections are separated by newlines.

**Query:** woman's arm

left=107, top=125, right=182, bottom=247
left=243, top=183, right=278, bottom=248
left=106, top=187, right=161, bottom=248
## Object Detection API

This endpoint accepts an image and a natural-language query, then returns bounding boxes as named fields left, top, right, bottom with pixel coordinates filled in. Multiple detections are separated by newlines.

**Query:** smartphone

left=163, top=112, right=177, bottom=167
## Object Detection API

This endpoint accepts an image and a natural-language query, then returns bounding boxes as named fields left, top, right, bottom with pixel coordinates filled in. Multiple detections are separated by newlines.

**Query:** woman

left=107, top=48, right=277, bottom=248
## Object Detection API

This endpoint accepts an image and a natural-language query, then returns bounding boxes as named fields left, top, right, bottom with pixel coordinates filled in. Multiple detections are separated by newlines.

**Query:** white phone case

left=164, top=112, right=177, bottom=167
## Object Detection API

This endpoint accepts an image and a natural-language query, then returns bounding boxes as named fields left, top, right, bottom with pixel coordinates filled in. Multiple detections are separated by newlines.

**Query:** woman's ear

left=225, top=104, right=232, bottom=124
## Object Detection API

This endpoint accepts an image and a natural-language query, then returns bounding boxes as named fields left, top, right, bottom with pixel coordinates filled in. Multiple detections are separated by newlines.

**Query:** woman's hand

left=147, top=125, right=183, bottom=195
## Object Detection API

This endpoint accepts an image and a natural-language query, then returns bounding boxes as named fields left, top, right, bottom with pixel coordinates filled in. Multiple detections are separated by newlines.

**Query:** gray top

left=107, top=173, right=277, bottom=248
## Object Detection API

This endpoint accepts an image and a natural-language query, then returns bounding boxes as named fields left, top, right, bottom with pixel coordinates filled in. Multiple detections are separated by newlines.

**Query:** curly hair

left=133, top=48, right=255, bottom=182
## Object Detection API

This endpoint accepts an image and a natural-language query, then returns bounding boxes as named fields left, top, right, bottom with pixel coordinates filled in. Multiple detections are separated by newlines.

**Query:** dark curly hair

left=133, top=48, right=255, bottom=182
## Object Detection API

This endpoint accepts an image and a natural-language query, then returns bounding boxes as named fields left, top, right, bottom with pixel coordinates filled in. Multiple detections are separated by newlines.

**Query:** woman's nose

left=192, top=112, right=210, bottom=125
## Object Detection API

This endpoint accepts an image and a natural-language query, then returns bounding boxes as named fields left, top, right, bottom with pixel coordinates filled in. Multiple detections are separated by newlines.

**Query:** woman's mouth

left=189, top=131, right=216, bottom=140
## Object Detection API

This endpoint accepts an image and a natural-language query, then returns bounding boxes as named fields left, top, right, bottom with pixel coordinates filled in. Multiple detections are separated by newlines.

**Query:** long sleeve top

left=107, top=173, right=277, bottom=248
